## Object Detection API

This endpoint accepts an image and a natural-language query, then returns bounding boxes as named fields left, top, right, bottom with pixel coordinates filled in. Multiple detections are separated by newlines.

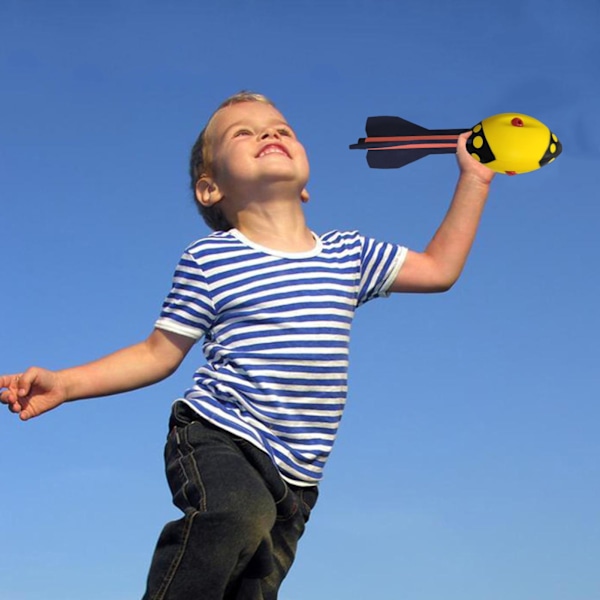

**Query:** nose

left=260, top=127, right=280, bottom=140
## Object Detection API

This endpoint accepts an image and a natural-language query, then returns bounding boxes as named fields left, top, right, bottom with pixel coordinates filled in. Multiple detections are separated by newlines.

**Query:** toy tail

left=349, top=116, right=468, bottom=169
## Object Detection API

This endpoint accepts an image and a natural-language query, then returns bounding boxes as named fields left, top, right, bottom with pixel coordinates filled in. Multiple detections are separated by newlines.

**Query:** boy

left=0, top=92, right=494, bottom=599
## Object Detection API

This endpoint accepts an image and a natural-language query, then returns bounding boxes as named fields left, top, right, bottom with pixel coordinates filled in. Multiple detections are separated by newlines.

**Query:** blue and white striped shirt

left=155, top=228, right=406, bottom=485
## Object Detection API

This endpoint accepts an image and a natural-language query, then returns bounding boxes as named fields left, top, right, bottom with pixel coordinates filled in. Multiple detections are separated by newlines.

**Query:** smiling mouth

left=257, top=144, right=290, bottom=158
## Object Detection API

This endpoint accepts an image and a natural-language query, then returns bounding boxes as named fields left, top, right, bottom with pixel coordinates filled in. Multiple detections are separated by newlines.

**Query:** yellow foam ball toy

left=467, top=113, right=562, bottom=175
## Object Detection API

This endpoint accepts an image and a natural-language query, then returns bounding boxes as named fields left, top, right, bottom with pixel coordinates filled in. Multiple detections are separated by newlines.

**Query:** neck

left=231, top=199, right=314, bottom=252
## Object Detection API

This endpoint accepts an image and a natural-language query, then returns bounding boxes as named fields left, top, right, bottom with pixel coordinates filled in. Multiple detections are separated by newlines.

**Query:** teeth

left=259, top=146, right=286, bottom=158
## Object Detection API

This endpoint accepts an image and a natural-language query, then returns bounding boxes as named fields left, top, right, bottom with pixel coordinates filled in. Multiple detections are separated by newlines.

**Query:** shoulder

left=185, top=229, right=237, bottom=252
left=319, top=229, right=364, bottom=248
left=184, top=230, right=242, bottom=260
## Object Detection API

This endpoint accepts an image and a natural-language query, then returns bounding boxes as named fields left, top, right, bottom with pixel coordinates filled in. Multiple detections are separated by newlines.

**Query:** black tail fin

left=365, top=116, right=430, bottom=137
left=351, top=115, right=469, bottom=169
left=366, top=148, right=432, bottom=169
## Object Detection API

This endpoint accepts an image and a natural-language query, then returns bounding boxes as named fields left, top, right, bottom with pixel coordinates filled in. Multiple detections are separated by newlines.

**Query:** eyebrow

left=221, top=119, right=295, bottom=137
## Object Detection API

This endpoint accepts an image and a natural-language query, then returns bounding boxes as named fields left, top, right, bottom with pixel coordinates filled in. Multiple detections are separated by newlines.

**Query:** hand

left=456, top=131, right=495, bottom=185
left=0, top=368, right=67, bottom=421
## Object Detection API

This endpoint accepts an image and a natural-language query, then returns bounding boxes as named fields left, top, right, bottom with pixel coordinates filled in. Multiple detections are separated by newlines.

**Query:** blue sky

left=1, top=1, right=599, bottom=599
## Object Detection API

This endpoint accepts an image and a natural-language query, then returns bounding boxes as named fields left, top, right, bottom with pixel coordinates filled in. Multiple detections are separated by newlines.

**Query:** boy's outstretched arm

left=389, top=132, right=495, bottom=294
left=0, top=328, right=195, bottom=421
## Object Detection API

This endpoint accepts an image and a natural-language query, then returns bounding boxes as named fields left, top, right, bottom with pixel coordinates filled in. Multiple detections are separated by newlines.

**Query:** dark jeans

left=142, top=403, right=319, bottom=600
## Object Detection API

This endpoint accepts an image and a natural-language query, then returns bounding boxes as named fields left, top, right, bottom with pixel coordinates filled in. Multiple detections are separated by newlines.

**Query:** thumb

left=17, top=367, right=41, bottom=397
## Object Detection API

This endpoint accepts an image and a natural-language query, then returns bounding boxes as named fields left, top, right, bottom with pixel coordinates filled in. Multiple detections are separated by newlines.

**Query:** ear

left=301, top=188, right=310, bottom=203
left=195, top=176, right=224, bottom=207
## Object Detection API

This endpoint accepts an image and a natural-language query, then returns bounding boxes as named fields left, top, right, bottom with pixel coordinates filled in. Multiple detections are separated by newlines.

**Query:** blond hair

left=189, top=91, right=276, bottom=231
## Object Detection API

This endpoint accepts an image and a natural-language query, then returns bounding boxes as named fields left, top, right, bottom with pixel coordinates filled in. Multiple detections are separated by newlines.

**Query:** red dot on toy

left=511, top=117, right=524, bottom=127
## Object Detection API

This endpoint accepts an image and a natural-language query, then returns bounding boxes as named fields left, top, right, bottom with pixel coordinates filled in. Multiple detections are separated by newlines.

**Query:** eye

left=233, top=128, right=252, bottom=137
left=277, top=127, right=293, bottom=137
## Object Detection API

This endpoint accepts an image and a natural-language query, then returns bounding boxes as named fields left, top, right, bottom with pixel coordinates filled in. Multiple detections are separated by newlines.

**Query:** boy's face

left=204, top=101, right=310, bottom=201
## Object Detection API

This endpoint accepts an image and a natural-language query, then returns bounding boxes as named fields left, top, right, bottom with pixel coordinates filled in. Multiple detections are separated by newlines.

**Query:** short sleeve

left=357, top=236, right=407, bottom=306
left=155, top=251, right=216, bottom=340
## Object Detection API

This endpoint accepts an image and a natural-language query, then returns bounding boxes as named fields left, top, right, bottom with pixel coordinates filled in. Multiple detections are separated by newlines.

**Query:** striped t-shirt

left=155, top=228, right=407, bottom=486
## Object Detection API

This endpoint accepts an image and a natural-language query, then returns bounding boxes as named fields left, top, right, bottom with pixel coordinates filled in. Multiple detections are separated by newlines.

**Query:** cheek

left=299, top=151, right=310, bottom=181
left=209, top=149, right=234, bottom=181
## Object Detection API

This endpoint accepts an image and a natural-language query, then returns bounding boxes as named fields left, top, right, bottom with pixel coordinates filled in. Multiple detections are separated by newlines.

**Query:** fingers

left=2, top=367, right=64, bottom=421
left=1, top=368, right=42, bottom=418
left=13, top=368, right=42, bottom=419
left=0, top=373, right=24, bottom=412
left=456, top=131, right=471, bottom=154
left=0, top=374, right=21, bottom=397
left=456, top=132, right=495, bottom=185
left=15, top=368, right=36, bottom=397
left=0, top=374, right=17, bottom=390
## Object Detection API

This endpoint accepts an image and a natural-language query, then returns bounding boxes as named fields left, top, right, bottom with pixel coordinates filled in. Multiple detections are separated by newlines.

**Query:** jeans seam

left=274, top=483, right=289, bottom=507
left=149, top=511, right=198, bottom=600
left=297, top=487, right=318, bottom=520
left=176, top=425, right=208, bottom=513
left=300, top=492, right=310, bottom=514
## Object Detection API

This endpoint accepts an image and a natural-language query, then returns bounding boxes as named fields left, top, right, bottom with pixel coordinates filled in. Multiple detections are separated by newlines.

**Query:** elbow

left=389, top=272, right=459, bottom=294
left=157, top=353, right=186, bottom=381
left=158, top=362, right=177, bottom=381
left=430, top=282, right=454, bottom=294
left=430, top=273, right=460, bottom=293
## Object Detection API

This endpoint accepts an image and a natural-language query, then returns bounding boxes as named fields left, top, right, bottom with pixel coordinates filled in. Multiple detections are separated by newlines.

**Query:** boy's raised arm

left=389, top=132, right=495, bottom=294
left=0, top=328, right=195, bottom=421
